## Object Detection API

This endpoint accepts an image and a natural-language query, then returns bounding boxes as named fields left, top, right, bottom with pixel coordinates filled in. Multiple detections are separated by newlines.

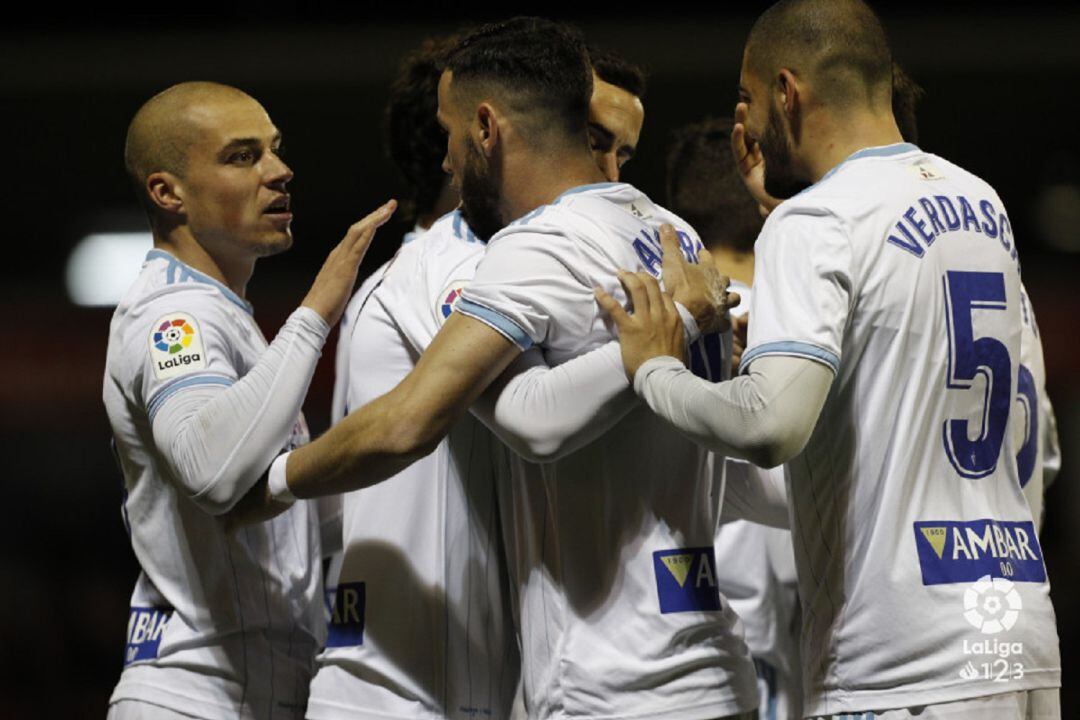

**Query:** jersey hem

left=110, top=678, right=241, bottom=719
left=804, top=667, right=1061, bottom=716
left=305, top=697, right=442, bottom=719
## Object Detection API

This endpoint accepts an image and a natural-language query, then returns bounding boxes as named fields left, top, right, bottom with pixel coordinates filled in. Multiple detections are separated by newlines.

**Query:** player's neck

left=156, top=228, right=255, bottom=298
left=417, top=181, right=460, bottom=231
left=709, top=245, right=755, bottom=287
left=500, top=147, right=608, bottom=224
left=803, top=108, right=905, bottom=185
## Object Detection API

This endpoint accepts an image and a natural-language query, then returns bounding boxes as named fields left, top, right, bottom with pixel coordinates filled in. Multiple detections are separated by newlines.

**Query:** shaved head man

left=104, top=81, right=392, bottom=719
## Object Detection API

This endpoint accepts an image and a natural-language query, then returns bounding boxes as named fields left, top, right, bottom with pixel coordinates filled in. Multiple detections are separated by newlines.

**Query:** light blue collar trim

left=146, top=249, right=253, bottom=315
left=554, top=181, right=623, bottom=203
left=820, top=142, right=921, bottom=182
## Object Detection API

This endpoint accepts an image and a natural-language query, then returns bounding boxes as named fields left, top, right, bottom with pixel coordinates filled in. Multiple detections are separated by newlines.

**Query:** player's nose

left=597, top=152, right=619, bottom=183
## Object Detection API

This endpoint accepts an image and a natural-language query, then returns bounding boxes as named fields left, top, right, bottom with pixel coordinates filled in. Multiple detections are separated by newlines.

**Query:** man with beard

left=237, top=17, right=757, bottom=720
left=598, top=0, right=1062, bottom=717
left=307, top=36, right=694, bottom=720
left=104, top=81, right=395, bottom=719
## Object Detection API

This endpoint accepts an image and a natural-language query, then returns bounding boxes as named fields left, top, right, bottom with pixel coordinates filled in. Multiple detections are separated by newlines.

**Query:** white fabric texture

left=103, top=249, right=325, bottom=720
left=150, top=306, right=328, bottom=514
left=636, top=146, right=1061, bottom=714
left=461, top=182, right=758, bottom=720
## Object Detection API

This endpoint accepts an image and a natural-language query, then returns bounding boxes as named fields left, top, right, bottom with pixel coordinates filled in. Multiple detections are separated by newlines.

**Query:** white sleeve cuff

left=268, top=452, right=296, bottom=504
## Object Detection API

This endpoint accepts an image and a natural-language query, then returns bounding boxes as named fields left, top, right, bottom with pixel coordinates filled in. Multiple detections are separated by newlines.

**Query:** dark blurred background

left=2, top=1, right=1078, bottom=717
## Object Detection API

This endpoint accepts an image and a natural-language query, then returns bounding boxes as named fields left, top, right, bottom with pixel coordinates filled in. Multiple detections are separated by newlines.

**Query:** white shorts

left=812, top=689, right=1060, bottom=720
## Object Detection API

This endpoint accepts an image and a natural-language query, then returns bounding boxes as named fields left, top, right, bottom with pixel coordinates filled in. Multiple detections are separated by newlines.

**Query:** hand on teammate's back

left=595, top=271, right=686, bottom=380
left=301, top=200, right=397, bottom=326
left=658, top=225, right=739, bottom=335
left=732, top=103, right=781, bottom=217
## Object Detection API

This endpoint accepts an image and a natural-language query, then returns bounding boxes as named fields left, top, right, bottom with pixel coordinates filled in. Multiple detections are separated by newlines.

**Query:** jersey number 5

left=942, top=270, right=1012, bottom=479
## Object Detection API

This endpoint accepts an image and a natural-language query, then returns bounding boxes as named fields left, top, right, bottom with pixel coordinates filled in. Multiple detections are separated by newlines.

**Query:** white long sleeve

left=634, top=354, right=834, bottom=468
left=718, top=458, right=789, bottom=528
left=473, top=341, right=639, bottom=462
left=151, top=307, right=330, bottom=514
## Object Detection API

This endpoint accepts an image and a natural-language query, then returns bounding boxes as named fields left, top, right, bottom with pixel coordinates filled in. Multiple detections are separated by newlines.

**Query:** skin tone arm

left=287, top=312, right=520, bottom=498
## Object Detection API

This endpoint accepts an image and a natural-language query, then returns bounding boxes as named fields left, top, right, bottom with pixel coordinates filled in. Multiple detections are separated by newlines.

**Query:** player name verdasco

left=886, top=192, right=1017, bottom=265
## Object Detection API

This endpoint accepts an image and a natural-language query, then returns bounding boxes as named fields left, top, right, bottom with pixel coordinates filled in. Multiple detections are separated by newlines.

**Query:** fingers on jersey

left=595, top=271, right=685, bottom=380
left=659, top=226, right=732, bottom=334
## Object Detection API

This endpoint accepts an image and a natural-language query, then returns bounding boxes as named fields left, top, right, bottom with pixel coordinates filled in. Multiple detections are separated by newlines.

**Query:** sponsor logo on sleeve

left=913, top=519, right=1046, bottom=585
left=124, top=606, right=172, bottom=666
left=653, top=547, right=722, bottom=614
left=149, top=312, right=206, bottom=380
left=437, top=281, right=469, bottom=323
left=324, top=582, right=365, bottom=647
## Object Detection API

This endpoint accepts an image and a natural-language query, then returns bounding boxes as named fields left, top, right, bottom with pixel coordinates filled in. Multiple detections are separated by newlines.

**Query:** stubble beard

left=761, top=104, right=811, bottom=200
left=459, top=139, right=505, bottom=242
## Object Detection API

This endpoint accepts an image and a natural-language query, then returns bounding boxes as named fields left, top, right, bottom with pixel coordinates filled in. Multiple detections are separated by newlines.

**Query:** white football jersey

left=714, top=280, right=802, bottom=720
left=742, top=144, right=1061, bottom=715
left=103, top=250, right=322, bottom=719
left=1014, top=284, right=1060, bottom=530
left=459, top=183, right=758, bottom=720
left=307, top=211, right=519, bottom=720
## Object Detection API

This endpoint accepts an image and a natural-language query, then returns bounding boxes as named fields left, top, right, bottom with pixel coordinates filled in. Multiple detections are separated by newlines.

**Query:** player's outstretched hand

left=302, top=199, right=397, bottom=327
left=658, top=225, right=739, bottom=335
left=595, top=271, right=686, bottom=381
left=732, top=103, right=781, bottom=217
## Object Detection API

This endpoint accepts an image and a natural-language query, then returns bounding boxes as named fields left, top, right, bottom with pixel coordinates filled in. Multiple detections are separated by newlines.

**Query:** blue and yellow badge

left=653, top=547, right=722, bottom=614
left=124, top=606, right=171, bottom=666
left=324, top=582, right=366, bottom=647
left=913, top=519, right=1046, bottom=586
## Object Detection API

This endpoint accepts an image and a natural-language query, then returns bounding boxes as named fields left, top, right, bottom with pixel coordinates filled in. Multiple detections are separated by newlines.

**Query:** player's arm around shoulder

left=226, top=309, right=524, bottom=531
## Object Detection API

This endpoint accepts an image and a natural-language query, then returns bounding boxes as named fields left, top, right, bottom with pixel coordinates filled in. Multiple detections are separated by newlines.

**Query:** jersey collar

left=820, top=142, right=921, bottom=183
left=146, top=249, right=254, bottom=315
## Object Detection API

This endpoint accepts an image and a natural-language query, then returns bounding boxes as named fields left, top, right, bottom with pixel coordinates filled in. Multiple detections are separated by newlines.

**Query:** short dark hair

left=891, top=61, right=924, bottom=144
left=384, top=35, right=456, bottom=224
left=589, top=46, right=647, bottom=100
left=445, top=17, right=592, bottom=147
left=666, top=117, right=762, bottom=255
left=747, top=0, right=893, bottom=109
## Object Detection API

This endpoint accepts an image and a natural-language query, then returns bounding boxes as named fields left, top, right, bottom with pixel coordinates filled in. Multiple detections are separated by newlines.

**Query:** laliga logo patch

left=437, top=281, right=469, bottom=322
left=149, top=312, right=206, bottom=380
left=963, top=575, right=1022, bottom=635
left=653, top=547, right=721, bottom=614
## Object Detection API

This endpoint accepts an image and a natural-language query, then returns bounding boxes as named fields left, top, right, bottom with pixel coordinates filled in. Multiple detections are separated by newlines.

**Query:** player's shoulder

left=383, top=210, right=485, bottom=286
left=496, top=181, right=692, bottom=244
left=112, top=250, right=249, bottom=343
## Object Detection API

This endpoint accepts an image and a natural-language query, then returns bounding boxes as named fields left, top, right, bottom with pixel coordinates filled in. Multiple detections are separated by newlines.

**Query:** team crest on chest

left=437, top=280, right=470, bottom=323
left=149, top=312, right=206, bottom=380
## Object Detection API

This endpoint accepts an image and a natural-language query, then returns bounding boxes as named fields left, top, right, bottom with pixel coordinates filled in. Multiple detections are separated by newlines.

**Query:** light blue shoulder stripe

left=739, top=340, right=839, bottom=374
left=146, top=249, right=253, bottom=315
left=147, top=373, right=236, bottom=424
left=553, top=181, right=622, bottom=203
left=454, top=298, right=534, bottom=350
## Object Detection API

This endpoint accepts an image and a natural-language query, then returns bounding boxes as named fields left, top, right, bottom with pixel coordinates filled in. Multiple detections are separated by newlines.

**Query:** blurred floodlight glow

left=66, top=232, right=153, bottom=306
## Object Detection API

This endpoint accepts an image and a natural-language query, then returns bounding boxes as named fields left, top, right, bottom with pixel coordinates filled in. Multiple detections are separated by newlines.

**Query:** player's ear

left=476, top=103, right=499, bottom=157
left=777, top=68, right=799, bottom=118
left=147, top=172, right=185, bottom=216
